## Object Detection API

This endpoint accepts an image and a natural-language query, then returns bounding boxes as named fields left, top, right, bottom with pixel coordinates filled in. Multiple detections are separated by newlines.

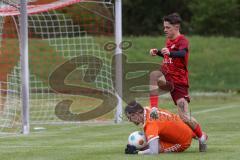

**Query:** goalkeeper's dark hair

left=125, top=101, right=144, bottom=115
left=163, top=13, right=182, bottom=25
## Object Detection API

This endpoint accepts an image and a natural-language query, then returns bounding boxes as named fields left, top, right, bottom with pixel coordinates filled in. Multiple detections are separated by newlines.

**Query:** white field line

left=137, top=92, right=236, bottom=100
left=193, top=104, right=240, bottom=115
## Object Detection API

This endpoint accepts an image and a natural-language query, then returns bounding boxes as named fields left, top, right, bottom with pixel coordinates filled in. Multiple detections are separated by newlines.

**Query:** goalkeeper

left=125, top=101, right=195, bottom=155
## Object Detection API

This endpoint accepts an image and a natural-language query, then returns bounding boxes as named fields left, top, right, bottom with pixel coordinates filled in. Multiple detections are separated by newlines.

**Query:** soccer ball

left=128, top=131, right=147, bottom=149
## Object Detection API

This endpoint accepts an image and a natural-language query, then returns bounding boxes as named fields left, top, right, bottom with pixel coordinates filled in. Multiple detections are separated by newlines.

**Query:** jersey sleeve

left=178, top=38, right=189, bottom=51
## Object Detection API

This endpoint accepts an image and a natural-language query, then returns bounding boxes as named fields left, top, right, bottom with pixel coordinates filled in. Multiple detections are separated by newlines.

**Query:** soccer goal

left=0, top=0, right=122, bottom=135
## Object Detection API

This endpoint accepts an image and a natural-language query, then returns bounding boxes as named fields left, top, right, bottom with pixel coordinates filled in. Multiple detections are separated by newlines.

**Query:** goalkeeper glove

left=125, top=144, right=138, bottom=154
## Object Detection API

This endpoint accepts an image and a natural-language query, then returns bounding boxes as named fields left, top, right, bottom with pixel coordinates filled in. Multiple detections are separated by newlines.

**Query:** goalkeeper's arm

left=138, top=138, right=160, bottom=155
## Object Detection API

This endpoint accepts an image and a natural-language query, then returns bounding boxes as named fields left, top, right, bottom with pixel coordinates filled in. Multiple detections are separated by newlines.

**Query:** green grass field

left=0, top=94, right=239, bottom=160
left=1, top=35, right=240, bottom=159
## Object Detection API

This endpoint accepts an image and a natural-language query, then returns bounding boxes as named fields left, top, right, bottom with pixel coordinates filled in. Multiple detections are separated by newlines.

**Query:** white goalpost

left=114, top=0, right=122, bottom=123
left=20, top=0, right=30, bottom=134
left=0, top=0, right=122, bottom=135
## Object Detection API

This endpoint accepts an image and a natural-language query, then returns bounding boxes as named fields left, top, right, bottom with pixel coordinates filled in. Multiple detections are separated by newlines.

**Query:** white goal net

left=0, top=0, right=118, bottom=134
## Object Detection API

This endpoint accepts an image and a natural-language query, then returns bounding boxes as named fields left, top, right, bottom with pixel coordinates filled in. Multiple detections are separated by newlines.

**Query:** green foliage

left=122, top=0, right=239, bottom=37
left=122, top=0, right=191, bottom=36
left=189, top=0, right=240, bottom=36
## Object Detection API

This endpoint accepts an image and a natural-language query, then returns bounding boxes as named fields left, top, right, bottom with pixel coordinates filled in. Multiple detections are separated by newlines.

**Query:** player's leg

left=176, top=98, right=197, bottom=129
left=160, top=141, right=190, bottom=153
left=149, top=70, right=173, bottom=108
left=176, top=97, right=208, bottom=152
left=149, top=70, right=162, bottom=108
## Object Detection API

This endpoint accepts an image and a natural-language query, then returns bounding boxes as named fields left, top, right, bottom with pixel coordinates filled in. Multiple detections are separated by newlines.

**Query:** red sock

left=150, top=95, right=158, bottom=108
left=194, top=124, right=203, bottom=138
left=192, top=132, right=197, bottom=139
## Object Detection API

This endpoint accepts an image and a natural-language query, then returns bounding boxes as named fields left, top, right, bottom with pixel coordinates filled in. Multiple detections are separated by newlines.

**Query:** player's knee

left=150, top=71, right=163, bottom=81
left=157, top=74, right=166, bottom=86
left=158, top=80, right=173, bottom=91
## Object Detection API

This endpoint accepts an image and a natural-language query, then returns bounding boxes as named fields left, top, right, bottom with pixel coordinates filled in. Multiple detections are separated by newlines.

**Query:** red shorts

left=170, top=84, right=190, bottom=105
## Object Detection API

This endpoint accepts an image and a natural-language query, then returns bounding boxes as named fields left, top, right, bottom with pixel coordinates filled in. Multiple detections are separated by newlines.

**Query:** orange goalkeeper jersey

left=143, top=107, right=193, bottom=146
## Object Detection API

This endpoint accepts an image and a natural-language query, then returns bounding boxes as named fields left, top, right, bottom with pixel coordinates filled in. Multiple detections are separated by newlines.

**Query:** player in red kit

left=149, top=13, right=208, bottom=152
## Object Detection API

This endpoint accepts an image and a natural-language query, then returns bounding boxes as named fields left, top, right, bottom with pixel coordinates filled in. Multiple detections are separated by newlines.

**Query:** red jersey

left=161, top=34, right=189, bottom=87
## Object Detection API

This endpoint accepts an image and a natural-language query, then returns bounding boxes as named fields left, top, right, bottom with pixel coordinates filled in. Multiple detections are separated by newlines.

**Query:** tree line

left=122, top=0, right=239, bottom=37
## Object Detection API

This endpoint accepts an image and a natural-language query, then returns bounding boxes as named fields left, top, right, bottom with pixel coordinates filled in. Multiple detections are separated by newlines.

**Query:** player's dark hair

left=125, top=101, right=144, bottom=115
left=163, top=13, right=182, bottom=25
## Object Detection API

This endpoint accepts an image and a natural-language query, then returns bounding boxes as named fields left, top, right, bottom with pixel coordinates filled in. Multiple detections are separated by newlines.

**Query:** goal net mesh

left=0, top=0, right=117, bottom=134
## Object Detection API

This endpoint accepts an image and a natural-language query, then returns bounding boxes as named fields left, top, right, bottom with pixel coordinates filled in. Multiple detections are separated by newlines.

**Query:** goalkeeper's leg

left=160, top=140, right=191, bottom=153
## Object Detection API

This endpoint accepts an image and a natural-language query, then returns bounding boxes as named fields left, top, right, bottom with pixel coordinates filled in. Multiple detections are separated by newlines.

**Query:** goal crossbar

left=0, top=0, right=85, bottom=16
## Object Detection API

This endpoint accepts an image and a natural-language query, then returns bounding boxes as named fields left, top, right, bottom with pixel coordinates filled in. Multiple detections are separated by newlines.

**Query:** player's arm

left=149, top=48, right=164, bottom=57
left=150, top=48, right=187, bottom=58
left=161, top=48, right=187, bottom=58
left=138, top=138, right=160, bottom=155
left=169, top=48, right=187, bottom=58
